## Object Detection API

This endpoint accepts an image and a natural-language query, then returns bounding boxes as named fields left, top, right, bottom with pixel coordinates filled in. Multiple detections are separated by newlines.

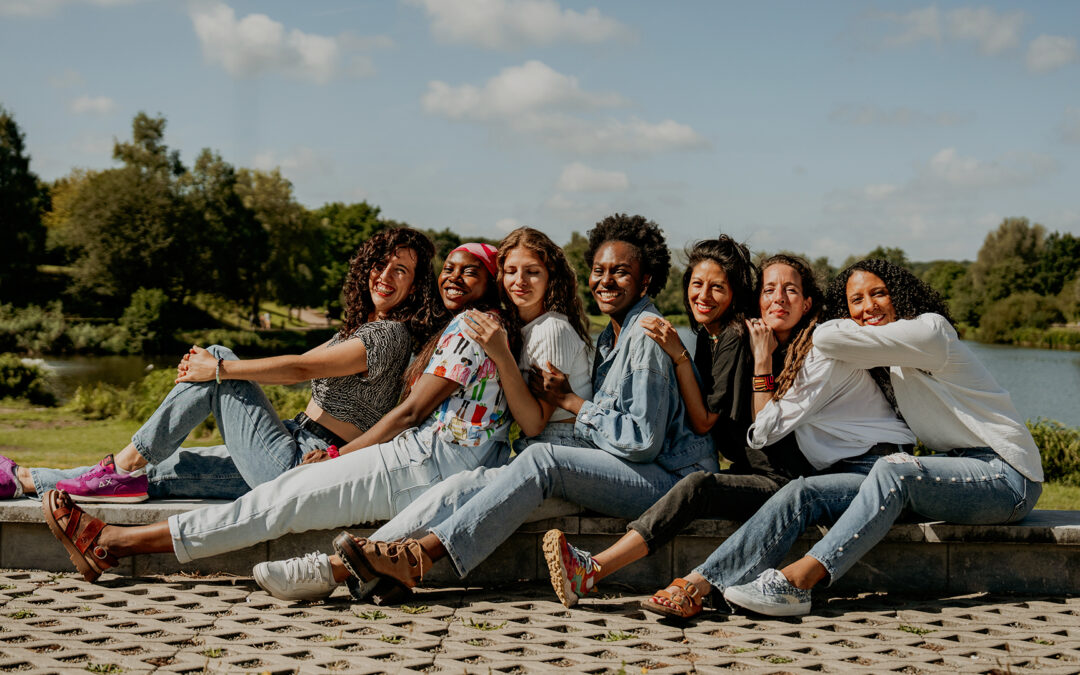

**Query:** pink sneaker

left=56, top=454, right=149, bottom=503
left=0, top=454, right=18, bottom=499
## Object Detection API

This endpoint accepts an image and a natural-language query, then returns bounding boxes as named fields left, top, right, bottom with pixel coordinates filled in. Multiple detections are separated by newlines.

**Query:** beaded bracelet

left=752, top=374, right=776, bottom=392
left=326, top=445, right=340, bottom=459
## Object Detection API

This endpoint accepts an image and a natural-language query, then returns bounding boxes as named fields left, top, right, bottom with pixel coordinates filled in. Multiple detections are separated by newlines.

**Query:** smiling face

left=589, top=240, right=648, bottom=323
left=687, top=259, right=733, bottom=332
left=846, top=270, right=897, bottom=327
left=502, top=246, right=549, bottom=323
left=439, top=250, right=491, bottom=312
left=759, top=263, right=812, bottom=344
left=368, top=247, right=418, bottom=319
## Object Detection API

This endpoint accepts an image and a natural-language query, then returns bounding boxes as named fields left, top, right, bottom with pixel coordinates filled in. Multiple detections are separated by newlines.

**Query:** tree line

left=2, top=106, right=1078, bottom=355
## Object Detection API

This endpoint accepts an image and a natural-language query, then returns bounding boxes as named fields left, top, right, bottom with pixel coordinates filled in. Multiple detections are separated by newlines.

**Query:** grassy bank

left=3, top=400, right=1079, bottom=510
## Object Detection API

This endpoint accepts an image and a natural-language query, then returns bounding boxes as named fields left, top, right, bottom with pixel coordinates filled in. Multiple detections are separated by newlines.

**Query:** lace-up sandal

left=641, top=577, right=704, bottom=620
left=333, top=533, right=414, bottom=605
left=41, top=490, right=117, bottom=582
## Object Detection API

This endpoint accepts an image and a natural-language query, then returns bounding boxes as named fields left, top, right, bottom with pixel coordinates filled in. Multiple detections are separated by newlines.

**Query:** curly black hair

left=682, top=236, right=758, bottom=335
left=826, top=259, right=954, bottom=325
left=339, top=227, right=447, bottom=351
left=585, top=213, right=671, bottom=298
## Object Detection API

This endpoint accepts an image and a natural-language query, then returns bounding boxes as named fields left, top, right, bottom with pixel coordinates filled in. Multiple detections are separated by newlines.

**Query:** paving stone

left=2, top=568, right=1080, bottom=673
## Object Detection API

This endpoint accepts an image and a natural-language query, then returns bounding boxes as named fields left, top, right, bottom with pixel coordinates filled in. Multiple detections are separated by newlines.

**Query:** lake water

left=37, top=335, right=1080, bottom=427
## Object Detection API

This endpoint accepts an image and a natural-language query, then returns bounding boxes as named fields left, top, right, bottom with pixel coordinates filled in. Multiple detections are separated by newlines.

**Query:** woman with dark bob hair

left=547, top=252, right=916, bottom=616
left=716, top=258, right=1042, bottom=617
left=4, top=227, right=443, bottom=503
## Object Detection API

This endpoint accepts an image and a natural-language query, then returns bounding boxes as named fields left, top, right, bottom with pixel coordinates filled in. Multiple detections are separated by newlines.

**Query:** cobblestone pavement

left=0, top=569, right=1078, bottom=674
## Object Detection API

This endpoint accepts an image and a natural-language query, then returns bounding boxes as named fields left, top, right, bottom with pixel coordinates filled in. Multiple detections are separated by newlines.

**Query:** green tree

left=0, top=105, right=48, bottom=301
left=961, top=217, right=1046, bottom=323
left=562, top=231, right=597, bottom=314
left=57, top=113, right=189, bottom=310
left=978, top=292, right=1064, bottom=343
left=311, top=200, right=384, bottom=315
left=920, top=260, right=969, bottom=301
left=654, top=264, right=685, bottom=316
left=184, top=153, right=268, bottom=319
left=1034, top=231, right=1080, bottom=297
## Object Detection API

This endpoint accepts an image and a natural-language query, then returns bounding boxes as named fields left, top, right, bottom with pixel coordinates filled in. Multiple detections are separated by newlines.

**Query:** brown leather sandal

left=641, top=577, right=704, bottom=620
left=41, top=490, right=118, bottom=582
left=332, top=532, right=431, bottom=589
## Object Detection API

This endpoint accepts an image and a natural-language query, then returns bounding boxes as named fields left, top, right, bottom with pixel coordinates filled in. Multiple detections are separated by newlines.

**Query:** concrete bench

left=2, top=499, right=1077, bottom=594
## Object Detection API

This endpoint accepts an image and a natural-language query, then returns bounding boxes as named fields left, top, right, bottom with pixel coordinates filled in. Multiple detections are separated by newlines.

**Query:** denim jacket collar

left=593, top=296, right=656, bottom=389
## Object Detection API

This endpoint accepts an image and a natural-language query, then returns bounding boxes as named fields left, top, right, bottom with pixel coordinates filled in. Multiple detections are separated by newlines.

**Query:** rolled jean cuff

left=169, top=514, right=193, bottom=564
left=691, top=564, right=725, bottom=593
left=428, top=525, right=469, bottom=579
left=130, top=435, right=155, bottom=466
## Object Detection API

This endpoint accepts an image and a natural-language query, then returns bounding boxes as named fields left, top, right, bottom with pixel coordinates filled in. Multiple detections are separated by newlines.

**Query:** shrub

left=1029, top=418, right=1080, bottom=486
left=0, top=302, right=68, bottom=354
left=65, top=381, right=126, bottom=419
left=978, top=292, right=1064, bottom=343
left=120, top=288, right=173, bottom=354
left=66, top=323, right=131, bottom=354
left=0, top=353, right=56, bottom=405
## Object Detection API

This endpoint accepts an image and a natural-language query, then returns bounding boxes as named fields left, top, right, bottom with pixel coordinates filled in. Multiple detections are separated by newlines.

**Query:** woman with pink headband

left=42, top=242, right=518, bottom=585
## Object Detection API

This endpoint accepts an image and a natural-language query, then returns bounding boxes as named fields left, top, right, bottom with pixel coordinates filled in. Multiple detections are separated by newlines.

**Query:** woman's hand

left=301, top=448, right=331, bottom=465
left=529, top=362, right=572, bottom=406
left=641, top=316, right=686, bottom=361
left=746, top=318, right=777, bottom=365
left=175, top=345, right=217, bottom=383
left=462, top=310, right=513, bottom=363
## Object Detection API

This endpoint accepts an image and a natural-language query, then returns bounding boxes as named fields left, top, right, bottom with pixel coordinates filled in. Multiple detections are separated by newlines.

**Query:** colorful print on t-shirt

left=423, top=315, right=508, bottom=446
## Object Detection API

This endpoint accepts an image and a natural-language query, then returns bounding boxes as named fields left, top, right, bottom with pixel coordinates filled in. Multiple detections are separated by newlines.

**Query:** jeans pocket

left=388, top=453, right=442, bottom=514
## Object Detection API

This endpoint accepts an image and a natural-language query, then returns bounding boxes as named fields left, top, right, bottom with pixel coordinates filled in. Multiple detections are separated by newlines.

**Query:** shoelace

left=292, top=552, right=325, bottom=583
left=380, top=540, right=427, bottom=583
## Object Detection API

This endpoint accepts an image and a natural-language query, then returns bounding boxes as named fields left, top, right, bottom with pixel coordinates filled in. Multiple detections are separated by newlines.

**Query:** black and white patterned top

left=309, top=320, right=411, bottom=431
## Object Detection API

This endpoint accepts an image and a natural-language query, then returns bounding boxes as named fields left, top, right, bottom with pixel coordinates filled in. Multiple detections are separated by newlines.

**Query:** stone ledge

left=2, top=498, right=1078, bottom=593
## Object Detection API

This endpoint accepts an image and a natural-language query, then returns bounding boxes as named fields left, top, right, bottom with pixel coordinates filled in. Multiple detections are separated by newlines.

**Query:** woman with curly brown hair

left=720, top=259, right=1041, bottom=618
left=5, top=227, right=443, bottom=503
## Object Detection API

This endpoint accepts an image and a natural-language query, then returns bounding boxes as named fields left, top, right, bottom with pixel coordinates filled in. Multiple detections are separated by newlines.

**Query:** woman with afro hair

left=329, top=213, right=722, bottom=597
left=713, top=258, right=1042, bottom=617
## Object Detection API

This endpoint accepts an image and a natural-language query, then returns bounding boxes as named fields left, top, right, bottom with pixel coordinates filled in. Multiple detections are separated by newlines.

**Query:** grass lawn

left=0, top=402, right=222, bottom=469
left=3, top=400, right=1078, bottom=511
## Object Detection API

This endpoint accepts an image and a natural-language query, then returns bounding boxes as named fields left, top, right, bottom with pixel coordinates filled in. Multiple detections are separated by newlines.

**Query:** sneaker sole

left=66, top=494, right=149, bottom=504
left=722, top=586, right=810, bottom=617
left=252, top=564, right=333, bottom=602
left=541, top=529, right=578, bottom=609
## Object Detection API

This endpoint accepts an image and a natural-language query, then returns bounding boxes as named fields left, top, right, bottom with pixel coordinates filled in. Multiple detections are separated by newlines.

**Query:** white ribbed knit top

left=517, top=311, right=593, bottom=423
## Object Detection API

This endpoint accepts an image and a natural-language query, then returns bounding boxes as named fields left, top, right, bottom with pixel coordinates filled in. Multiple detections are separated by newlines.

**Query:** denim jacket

left=574, top=297, right=719, bottom=473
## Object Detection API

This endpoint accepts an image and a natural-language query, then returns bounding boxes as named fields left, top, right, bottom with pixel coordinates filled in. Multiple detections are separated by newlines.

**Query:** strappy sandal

left=641, top=577, right=704, bottom=620
left=41, top=490, right=118, bottom=582
left=333, top=532, right=415, bottom=606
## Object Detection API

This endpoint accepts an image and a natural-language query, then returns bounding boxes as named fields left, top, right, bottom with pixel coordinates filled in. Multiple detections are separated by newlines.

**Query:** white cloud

left=829, top=104, right=973, bottom=127
left=0, top=0, right=139, bottom=17
left=556, top=162, right=628, bottom=192
left=406, top=0, right=632, bottom=50
left=49, top=69, right=83, bottom=88
left=1026, top=35, right=1078, bottom=73
left=252, top=146, right=334, bottom=177
left=70, top=134, right=114, bottom=156
left=947, top=7, right=1023, bottom=54
left=69, top=95, right=115, bottom=115
left=1061, top=107, right=1080, bottom=144
left=871, top=6, right=1024, bottom=55
left=922, top=147, right=1057, bottom=190
left=188, top=1, right=389, bottom=83
left=423, top=60, right=624, bottom=120
left=423, top=61, right=706, bottom=156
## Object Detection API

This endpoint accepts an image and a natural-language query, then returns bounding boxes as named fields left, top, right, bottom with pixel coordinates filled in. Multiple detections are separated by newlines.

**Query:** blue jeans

left=30, top=345, right=322, bottom=499
left=430, top=441, right=720, bottom=578
left=694, top=449, right=1040, bottom=589
left=370, top=423, right=585, bottom=542
left=170, top=423, right=504, bottom=562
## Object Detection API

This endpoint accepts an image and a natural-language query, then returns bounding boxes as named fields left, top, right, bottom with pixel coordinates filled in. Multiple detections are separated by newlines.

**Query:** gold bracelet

left=674, top=349, right=690, bottom=367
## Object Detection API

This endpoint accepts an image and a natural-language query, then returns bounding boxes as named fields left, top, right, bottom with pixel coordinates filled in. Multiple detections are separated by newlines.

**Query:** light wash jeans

left=694, top=448, right=1040, bottom=589
left=169, top=422, right=504, bottom=562
left=429, top=440, right=720, bottom=578
left=30, top=345, right=320, bottom=499
left=370, top=423, right=586, bottom=542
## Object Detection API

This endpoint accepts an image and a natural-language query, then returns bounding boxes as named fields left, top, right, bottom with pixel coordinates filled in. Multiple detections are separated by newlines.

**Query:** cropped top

left=309, top=320, right=411, bottom=431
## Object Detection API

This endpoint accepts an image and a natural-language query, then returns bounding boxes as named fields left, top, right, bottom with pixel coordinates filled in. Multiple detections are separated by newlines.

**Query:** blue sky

left=2, top=0, right=1078, bottom=262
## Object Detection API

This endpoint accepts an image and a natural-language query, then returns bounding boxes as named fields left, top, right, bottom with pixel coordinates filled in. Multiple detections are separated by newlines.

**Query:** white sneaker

left=253, top=552, right=338, bottom=601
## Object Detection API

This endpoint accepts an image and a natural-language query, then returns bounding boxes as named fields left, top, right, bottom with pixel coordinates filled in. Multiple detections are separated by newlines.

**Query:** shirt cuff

left=575, top=399, right=600, bottom=436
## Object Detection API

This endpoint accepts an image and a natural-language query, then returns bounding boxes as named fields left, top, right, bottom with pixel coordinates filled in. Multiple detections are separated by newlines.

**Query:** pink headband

left=450, top=242, right=498, bottom=278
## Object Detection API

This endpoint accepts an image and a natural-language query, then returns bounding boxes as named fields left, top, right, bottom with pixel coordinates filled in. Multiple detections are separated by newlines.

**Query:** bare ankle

left=15, top=467, right=35, bottom=495
left=328, top=555, right=349, bottom=583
